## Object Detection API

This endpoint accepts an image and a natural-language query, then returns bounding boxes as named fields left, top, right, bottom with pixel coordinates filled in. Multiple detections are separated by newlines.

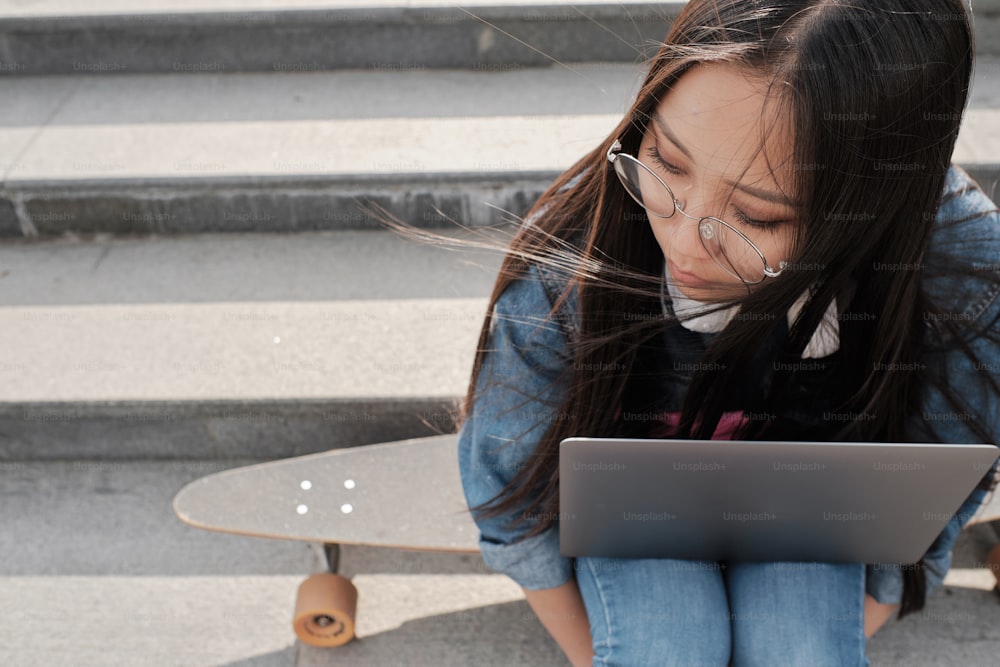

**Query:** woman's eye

left=646, top=146, right=683, bottom=175
left=732, top=208, right=781, bottom=232
left=643, top=144, right=786, bottom=232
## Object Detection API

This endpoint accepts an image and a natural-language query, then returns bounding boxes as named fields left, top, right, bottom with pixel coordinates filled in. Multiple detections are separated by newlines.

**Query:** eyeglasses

left=606, top=139, right=786, bottom=285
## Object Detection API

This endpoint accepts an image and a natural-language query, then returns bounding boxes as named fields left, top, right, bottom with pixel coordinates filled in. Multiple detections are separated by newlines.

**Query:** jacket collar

left=660, top=262, right=841, bottom=359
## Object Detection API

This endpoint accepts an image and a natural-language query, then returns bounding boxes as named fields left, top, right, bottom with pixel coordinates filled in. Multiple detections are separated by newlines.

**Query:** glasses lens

left=612, top=155, right=676, bottom=218
left=698, top=219, right=767, bottom=284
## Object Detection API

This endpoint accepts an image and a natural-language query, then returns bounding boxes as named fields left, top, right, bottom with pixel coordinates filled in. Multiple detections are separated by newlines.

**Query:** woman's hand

left=864, top=594, right=900, bottom=639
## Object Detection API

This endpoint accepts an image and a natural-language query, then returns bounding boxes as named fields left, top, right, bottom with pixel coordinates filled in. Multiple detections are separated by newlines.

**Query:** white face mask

left=660, top=262, right=841, bottom=359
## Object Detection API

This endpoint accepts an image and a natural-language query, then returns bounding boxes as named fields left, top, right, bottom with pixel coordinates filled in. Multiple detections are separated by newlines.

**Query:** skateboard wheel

left=293, top=573, right=358, bottom=647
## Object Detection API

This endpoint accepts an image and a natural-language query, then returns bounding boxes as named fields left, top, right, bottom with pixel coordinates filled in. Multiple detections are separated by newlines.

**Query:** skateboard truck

left=315, top=542, right=340, bottom=573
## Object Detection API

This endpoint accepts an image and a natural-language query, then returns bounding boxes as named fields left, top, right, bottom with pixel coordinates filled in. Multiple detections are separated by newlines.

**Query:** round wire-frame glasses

left=606, top=139, right=786, bottom=285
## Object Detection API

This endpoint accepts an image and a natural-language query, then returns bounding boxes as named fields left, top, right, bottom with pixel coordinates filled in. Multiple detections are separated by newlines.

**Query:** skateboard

left=174, top=434, right=1000, bottom=648
left=172, top=433, right=478, bottom=648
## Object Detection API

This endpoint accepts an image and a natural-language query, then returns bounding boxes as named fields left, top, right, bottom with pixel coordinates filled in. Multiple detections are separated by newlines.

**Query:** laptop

left=559, top=437, right=999, bottom=563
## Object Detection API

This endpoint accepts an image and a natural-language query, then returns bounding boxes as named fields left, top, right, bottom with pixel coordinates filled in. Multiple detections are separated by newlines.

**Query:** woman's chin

left=670, top=277, right=749, bottom=302
left=664, top=258, right=752, bottom=302
left=672, top=281, right=718, bottom=301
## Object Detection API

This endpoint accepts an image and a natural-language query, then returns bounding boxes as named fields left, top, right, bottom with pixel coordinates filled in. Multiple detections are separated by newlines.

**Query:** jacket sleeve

left=865, top=167, right=1000, bottom=604
left=457, top=263, right=575, bottom=590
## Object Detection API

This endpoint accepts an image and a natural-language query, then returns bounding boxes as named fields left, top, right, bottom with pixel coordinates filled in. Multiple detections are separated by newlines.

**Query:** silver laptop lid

left=559, top=437, right=999, bottom=563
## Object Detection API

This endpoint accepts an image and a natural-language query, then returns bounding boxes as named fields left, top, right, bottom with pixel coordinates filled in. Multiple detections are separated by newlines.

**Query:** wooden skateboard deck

left=174, top=433, right=478, bottom=552
left=174, top=432, right=999, bottom=541
left=173, top=433, right=478, bottom=647
left=174, top=434, right=1000, bottom=645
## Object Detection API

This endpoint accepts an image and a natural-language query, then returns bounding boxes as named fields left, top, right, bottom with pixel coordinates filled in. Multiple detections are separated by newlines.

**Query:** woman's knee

left=576, top=557, right=732, bottom=667
left=726, top=562, right=868, bottom=667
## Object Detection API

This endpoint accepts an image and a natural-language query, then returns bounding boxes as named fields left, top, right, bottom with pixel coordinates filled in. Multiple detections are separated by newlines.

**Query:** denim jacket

left=457, top=164, right=1000, bottom=603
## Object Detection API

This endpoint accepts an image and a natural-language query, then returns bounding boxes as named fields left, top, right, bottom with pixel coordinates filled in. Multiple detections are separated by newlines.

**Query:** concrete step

left=0, top=0, right=685, bottom=75
left=3, top=0, right=999, bottom=77
left=0, top=63, right=642, bottom=239
left=2, top=59, right=1000, bottom=240
left=0, top=228, right=503, bottom=460
left=1, top=458, right=997, bottom=665
left=0, top=458, right=565, bottom=666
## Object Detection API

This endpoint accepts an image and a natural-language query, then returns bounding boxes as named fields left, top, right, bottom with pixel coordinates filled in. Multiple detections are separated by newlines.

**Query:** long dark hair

left=415, top=0, right=1000, bottom=619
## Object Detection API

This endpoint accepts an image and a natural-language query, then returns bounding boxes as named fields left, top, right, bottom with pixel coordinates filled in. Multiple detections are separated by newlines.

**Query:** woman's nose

left=675, top=189, right=715, bottom=221
left=664, top=213, right=707, bottom=259
left=673, top=183, right=702, bottom=216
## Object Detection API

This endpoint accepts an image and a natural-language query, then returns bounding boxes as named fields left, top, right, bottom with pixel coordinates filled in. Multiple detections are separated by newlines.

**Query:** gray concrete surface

left=3, top=58, right=1000, bottom=238
left=0, top=0, right=997, bottom=78
left=0, top=459, right=565, bottom=666
left=7, top=0, right=999, bottom=16
left=0, top=0, right=675, bottom=14
left=0, top=63, right=642, bottom=237
left=0, top=458, right=996, bottom=665
left=0, top=1, right=685, bottom=75
left=0, top=228, right=505, bottom=459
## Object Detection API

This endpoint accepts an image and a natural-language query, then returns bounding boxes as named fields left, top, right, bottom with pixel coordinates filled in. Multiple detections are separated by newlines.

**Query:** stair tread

left=0, top=229, right=502, bottom=402
left=2, top=61, right=999, bottom=185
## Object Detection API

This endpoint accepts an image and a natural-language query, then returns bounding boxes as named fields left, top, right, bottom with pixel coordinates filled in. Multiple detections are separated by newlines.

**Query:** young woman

left=454, top=1, right=1000, bottom=665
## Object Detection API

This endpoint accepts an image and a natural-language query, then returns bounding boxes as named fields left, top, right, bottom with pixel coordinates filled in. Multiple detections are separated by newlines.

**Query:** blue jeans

left=575, top=557, right=870, bottom=667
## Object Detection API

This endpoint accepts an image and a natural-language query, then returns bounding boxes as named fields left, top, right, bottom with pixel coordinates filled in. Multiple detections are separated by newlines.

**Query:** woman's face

left=638, top=62, right=800, bottom=302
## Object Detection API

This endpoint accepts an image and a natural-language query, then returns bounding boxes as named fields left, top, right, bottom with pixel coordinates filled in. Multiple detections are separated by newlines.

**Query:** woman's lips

left=667, top=260, right=711, bottom=287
